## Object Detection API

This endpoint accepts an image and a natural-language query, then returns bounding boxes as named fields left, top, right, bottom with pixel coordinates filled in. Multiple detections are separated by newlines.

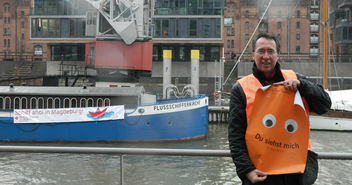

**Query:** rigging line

left=223, top=0, right=273, bottom=87
left=328, top=29, right=341, bottom=90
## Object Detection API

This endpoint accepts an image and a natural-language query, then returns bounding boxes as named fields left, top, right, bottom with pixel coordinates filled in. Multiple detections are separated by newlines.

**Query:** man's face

left=252, top=38, right=279, bottom=77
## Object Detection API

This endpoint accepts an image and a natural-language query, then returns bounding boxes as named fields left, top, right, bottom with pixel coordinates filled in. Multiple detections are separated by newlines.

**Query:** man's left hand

left=273, top=79, right=300, bottom=91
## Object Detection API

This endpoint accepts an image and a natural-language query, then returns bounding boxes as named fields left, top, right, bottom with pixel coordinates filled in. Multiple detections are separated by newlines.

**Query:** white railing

left=0, top=146, right=351, bottom=185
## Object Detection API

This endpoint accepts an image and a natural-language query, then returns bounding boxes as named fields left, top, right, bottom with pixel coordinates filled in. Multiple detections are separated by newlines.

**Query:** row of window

left=33, top=0, right=92, bottom=16
left=50, top=44, right=85, bottom=61
left=4, top=17, right=10, bottom=24
left=153, top=18, right=221, bottom=39
left=2, top=4, right=26, bottom=15
left=31, top=18, right=87, bottom=38
left=3, top=4, right=10, bottom=12
left=154, top=0, right=224, bottom=16
left=0, top=96, right=111, bottom=110
left=3, top=39, right=10, bottom=48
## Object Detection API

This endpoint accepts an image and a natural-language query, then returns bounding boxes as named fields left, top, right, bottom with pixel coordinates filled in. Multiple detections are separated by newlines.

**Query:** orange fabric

left=237, top=70, right=312, bottom=164
left=238, top=70, right=311, bottom=149
left=245, top=85, right=309, bottom=174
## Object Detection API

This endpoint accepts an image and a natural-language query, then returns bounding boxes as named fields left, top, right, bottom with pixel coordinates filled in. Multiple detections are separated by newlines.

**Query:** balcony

left=310, top=12, right=319, bottom=21
left=310, top=0, right=319, bottom=9
left=310, top=24, right=319, bottom=32
left=335, top=23, right=352, bottom=45
left=309, top=47, right=319, bottom=56
left=338, top=0, right=352, bottom=8
left=310, top=36, right=319, bottom=44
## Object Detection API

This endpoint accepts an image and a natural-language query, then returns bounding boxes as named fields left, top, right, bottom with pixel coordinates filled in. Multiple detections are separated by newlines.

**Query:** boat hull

left=0, top=97, right=208, bottom=142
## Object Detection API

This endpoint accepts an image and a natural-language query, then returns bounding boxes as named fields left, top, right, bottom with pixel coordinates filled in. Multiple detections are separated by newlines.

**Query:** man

left=228, top=33, right=331, bottom=185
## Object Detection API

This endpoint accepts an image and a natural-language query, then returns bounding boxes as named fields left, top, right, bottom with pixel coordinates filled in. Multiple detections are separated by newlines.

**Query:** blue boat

left=0, top=86, right=208, bottom=142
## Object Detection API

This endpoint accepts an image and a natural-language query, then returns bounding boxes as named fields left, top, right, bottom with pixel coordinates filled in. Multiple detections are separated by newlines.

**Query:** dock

left=208, top=106, right=229, bottom=123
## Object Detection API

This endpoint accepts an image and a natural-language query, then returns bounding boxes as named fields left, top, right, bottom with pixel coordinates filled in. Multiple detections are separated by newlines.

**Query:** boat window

left=97, top=98, right=104, bottom=107
left=71, top=98, right=77, bottom=108
left=87, top=98, right=94, bottom=107
left=104, top=98, right=110, bottom=106
left=38, top=97, right=44, bottom=109
left=47, top=97, right=54, bottom=108
left=14, top=97, right=20, bottom=109
left=30, top=97, right=37, bottom=109
left=5, top=97, right=11, bottom=109
left=80, top=98, right=87, bottom=107
left=63, top=98, right=70, bottom=108
left=21, top=97, right=28, bottom=109
left=54, top=98, right=60, bottom=108
left=0, top=97, right=3, bottom=110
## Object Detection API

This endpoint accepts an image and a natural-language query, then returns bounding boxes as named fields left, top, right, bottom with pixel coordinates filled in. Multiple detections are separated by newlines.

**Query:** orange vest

left=238, top=70, right=312, bottom=150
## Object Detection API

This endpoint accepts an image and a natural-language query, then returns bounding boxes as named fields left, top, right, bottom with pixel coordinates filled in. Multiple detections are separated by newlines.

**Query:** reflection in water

left=0, top=125, right=351, bottom=184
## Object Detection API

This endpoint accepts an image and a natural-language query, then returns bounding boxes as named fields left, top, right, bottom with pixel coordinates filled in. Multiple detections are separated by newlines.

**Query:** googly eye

left=262, top=114, right=276, bottom=128
left=285, top=120, right=298, bottom=133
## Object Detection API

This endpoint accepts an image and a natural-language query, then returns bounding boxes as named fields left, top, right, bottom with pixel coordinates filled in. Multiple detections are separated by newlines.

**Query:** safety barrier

left=0, top=146, right=351, bottom=185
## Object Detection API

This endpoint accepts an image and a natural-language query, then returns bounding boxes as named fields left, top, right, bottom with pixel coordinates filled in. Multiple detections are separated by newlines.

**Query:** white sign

left=14, top=106, right=125, bottom=124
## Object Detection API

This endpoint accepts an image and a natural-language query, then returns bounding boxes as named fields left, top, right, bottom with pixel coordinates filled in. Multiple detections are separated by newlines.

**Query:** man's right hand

left=245, top=169, right=268, bottom=184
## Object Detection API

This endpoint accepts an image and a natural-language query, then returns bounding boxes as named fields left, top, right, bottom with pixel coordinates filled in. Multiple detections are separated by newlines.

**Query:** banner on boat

left=14, top=106, right=125, bottom=124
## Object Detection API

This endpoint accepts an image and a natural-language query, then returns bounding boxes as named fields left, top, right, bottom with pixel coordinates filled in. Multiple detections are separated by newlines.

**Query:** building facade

left=329, top=0, right=352, bottom=62
left=0, top=0, right=34, bottom=62
left=30, top=0, right=96, bottom=62
left=152, top=0, right=225, bottom=62
left=223, top=0, right=321, bottom=62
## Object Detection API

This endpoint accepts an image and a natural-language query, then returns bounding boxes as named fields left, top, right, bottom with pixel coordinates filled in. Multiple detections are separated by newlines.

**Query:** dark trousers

left=242, top=151, right=318, bottom=185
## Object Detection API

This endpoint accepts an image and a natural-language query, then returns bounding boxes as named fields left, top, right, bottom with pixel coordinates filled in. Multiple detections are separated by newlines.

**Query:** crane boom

left=85, top=0, right=150, bottom=45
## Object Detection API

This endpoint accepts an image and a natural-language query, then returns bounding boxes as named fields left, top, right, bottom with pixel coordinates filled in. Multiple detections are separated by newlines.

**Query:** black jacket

left=228, top=62, right=332, bottom=182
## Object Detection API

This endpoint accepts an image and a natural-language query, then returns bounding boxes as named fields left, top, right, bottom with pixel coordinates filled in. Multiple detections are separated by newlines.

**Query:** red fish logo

left=89, top=108, right=107, bottom=118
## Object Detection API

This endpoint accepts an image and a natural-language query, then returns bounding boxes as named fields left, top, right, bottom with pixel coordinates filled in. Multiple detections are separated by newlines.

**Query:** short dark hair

left=252, top=32, right=280, bottom=54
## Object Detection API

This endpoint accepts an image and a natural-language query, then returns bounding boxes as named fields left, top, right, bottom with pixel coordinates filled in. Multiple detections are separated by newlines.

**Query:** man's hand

left=273, top=79, right=300, bottom=91
left=245, top=169, right=268, bottom=183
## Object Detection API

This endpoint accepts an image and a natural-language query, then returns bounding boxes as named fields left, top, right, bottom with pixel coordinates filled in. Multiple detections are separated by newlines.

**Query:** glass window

left=296, top=22, right=300, bottom=29
left=226, top=27, right=231, bottom=36
left=227, top=40, right=230, bottom=48
left=231, top=40, right=234, bottom=48
left=155, top=19, right=161, bottom=36
left=162, top=20, right=169, bottom=37
left=190, top=19, right=197, bottom=37
left=4, top=39, right=6, bottom=47
left=245, top=10, right=249, bottom=18
left=21, top=33, right=25, bottom=40
left=245, top=34, right=249, bottom=40
left=21, top=21, right=24, bottom=28
left=297, top=10, right=300, bottom=18
left=8, top=17, right=10, bottom=24
left=277, top=22, right=281, bottom=29
left=277, top=34, right=281, bottom=40
left=224, top=17, right=233, bottom=26
left=21, top=11, right=24, bottom=17
left=296, top=34, right=300, bottom=40
left=7, top=39, right=10, bottom=48
left=34, top=45, right=43, bottom=55
left=296, top=46, right=300, bottom=53
left=4, top=17, right=6, bottom=24
left=245, top=22, right=249, bottom=29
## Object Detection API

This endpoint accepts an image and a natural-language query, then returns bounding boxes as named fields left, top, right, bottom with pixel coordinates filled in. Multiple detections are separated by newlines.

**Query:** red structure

left=85, top=41, right=152, bottom=71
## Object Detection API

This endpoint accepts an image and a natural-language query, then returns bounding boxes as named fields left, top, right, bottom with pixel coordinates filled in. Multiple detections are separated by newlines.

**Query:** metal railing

left=0, top=146, right=351, bottom=184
